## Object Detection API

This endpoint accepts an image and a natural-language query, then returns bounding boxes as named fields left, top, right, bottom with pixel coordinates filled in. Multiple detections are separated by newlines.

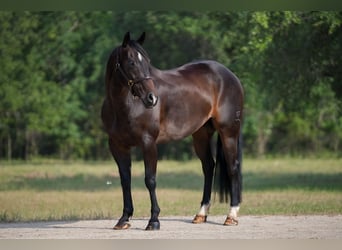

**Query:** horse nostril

left=147, top=93, right=154, bottom=103
left=146, top=92, right=158, bottom=107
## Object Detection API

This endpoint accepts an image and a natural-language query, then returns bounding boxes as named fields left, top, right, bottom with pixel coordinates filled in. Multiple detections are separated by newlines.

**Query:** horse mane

left=105, top=47, right=118, bottom=100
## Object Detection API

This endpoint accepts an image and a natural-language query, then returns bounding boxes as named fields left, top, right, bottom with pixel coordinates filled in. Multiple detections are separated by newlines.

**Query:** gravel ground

left=0, top=215, right=341, bottom=239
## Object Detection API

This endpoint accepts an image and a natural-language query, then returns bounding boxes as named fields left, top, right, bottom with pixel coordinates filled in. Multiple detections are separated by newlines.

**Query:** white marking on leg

left=198, top=203, right=210, bottom=216
left=137, top=51, right=143, bottom=62
left=228, top=206, right=240, bottom=219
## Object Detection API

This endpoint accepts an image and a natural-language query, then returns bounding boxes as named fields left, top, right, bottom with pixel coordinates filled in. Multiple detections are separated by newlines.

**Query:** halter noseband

left=115, top=62, right=152, bottom=90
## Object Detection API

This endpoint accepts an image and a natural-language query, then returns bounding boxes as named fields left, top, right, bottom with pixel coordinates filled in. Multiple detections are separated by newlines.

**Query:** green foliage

left=0, top=11, right=341, bottom=160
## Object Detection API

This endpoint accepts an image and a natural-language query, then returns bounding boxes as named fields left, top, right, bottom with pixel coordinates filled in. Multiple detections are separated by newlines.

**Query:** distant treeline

left=0, top=11, right=341, bottom=160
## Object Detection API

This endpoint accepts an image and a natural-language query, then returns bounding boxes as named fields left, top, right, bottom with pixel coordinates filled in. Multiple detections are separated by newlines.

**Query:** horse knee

left=145, top=176, right=156, bottom=189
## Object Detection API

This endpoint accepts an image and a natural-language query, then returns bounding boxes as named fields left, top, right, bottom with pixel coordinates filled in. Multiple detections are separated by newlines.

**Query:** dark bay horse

left=101, top=32, right=244, bottom=230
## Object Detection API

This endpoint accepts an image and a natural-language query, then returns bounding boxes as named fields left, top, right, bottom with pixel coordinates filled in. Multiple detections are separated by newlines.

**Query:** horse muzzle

left=143, top=92, right=158, bottom=108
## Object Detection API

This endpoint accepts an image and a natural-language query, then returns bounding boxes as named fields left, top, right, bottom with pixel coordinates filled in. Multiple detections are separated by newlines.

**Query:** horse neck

left=149, top=65, right=162, bottom=77
left=106, top=79, right=131, bottom=111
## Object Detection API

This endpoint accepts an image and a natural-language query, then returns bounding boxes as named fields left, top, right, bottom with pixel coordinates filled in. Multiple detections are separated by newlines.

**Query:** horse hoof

left=113, top=222, right=131, bottom=230
left=223, top=216, right=238, bottom=226
left=145, top=221, right=160, bottom=230
left=192, top=214, right=207, bottom=224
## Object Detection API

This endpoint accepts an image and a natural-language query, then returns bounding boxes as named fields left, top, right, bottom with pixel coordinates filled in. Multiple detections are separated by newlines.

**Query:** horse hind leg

left=217, top=130, right=242, bottom=226
left=191, top=123, right=215, bottom=224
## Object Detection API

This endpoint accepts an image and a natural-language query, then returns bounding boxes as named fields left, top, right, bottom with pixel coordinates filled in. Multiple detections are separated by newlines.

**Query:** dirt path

left=0, top=215, right=341, bottom=239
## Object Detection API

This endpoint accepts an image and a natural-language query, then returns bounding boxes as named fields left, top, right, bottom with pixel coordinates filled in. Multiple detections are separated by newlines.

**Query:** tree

left=1, top=11, right=341, bottom=160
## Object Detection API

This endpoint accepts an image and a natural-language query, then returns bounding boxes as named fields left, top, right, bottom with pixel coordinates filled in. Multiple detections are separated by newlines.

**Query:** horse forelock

left=128, top=41, right=151, bottom=63
left=110, top=42, right=150, bottom=65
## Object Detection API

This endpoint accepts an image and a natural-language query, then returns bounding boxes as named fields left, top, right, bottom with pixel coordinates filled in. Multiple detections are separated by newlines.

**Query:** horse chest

left=108, top=123, right=141, bottom=148
left=109, top=110, right=158, bottom=146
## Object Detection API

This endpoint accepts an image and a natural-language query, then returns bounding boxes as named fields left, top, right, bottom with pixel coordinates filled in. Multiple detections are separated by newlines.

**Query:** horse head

left=113, top=32, right=158, bottom=108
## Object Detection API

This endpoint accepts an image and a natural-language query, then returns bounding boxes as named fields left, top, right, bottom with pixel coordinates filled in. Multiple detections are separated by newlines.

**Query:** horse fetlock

left=228, top=205, right=240, bottom=219
left=198, top=203, right=211, bottom=216
left=192, top=203, right=210, bottom=224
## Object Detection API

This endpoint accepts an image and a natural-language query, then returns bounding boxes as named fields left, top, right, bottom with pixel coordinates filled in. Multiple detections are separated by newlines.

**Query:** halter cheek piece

left=115, top=61, right=152, bottom=96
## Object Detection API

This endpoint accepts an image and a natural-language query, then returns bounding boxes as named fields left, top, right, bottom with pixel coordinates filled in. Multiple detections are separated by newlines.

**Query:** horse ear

left=136, top=32, right=146, bottom=45
left=122, top=32, right=130, bottom=48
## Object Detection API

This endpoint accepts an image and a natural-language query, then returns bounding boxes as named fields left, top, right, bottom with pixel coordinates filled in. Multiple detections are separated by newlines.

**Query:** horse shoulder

left=101, top=98, right=114, bottom=133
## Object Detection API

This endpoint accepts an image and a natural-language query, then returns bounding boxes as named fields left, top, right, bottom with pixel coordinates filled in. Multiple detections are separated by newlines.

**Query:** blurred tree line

left=0, top=11, right=341, bottom=160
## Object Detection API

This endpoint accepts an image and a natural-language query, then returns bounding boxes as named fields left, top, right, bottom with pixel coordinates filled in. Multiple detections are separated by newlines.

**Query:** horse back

left=153, top=60, right=243, bottom=143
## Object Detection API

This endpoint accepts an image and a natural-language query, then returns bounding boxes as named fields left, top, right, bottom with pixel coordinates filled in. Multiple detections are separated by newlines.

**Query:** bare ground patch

left=0, top=215, right=341, bottom=239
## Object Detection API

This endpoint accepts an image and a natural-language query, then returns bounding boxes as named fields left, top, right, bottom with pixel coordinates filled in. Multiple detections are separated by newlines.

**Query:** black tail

left=214, top=133, right=243, bottom=203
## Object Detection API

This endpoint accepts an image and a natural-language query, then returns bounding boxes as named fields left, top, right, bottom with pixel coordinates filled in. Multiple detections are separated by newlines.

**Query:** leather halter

left=114, top=47, right=152, bottom=94
left=115, top=62, right=152, bottom=89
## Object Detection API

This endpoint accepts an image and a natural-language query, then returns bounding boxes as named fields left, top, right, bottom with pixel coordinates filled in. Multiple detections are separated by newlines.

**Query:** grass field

left=0, top=158, right=341, bottom=222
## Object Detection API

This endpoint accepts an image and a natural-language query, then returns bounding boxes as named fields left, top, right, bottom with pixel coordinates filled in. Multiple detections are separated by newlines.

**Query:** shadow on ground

left=3, top=171, right=341, bottom=192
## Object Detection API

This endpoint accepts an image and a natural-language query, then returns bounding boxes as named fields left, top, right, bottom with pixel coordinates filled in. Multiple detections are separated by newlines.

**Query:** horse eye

left=128, top=60, right=135, bottom=66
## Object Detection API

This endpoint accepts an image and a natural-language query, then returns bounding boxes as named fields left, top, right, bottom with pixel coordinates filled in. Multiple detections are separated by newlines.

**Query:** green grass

left=0, top=158, right=341, bottom=222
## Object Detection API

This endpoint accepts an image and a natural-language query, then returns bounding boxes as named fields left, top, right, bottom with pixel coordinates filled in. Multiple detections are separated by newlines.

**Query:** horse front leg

left=142, top=138, right=161, bottom=230
left=109, top=139, right=133, bottom=230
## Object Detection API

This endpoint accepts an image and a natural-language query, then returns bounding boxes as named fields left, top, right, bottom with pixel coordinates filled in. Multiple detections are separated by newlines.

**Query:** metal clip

left=128, top=80, right=134, bottom=87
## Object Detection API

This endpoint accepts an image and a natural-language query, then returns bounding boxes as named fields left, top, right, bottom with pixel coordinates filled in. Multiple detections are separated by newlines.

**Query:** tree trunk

left=7, top=133, right=12, bottom=162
